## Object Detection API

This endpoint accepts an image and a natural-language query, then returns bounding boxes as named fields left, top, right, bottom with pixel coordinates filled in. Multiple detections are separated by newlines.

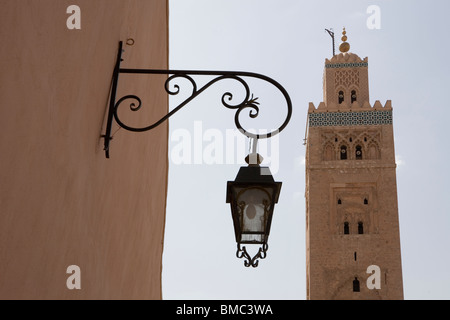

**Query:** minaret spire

left=339, top=27, right=350, bottom=53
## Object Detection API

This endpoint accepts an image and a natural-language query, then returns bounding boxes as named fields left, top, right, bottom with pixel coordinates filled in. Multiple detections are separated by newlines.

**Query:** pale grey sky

left=163, top=0, right=450, bottom=300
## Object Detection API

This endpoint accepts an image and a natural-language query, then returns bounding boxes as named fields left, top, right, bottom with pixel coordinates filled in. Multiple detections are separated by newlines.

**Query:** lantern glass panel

left=236, top=186, right=272, bottom=243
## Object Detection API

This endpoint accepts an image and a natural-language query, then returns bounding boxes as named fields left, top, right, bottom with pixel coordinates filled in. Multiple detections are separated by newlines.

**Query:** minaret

left=305, top=28, right=404, bottom=300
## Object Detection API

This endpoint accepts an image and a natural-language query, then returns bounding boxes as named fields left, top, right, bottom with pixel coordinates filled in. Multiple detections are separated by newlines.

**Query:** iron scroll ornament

left=236, top=243, right=269, bottom=268
left=103, top=41, right=293, bottom=158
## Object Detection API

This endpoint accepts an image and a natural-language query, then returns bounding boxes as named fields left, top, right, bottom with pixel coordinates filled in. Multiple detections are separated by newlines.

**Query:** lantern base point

left=236, top=243, right=268, bottom=268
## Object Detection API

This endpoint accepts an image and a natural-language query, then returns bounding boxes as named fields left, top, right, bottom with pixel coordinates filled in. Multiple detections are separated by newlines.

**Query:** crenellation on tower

left=309, top=99, right=392, bottom=112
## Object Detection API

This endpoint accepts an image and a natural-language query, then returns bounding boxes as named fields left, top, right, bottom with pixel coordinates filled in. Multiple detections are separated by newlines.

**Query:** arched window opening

left=353, top=277, right=360, bottom=292
left=351, top=90, right=357, bottom=103
left=364, top=198, right=368, bottom=205
left=358, top=222, right=364, bottom=234
left=340, top=145, right=347, bottom=160
left=356, top=145, right=363, bottom=160
left=338, top=198, right=342, bottom=205
left=338, top=91, right=344, bottom=104
left=344, top=222, right=350, bottom=235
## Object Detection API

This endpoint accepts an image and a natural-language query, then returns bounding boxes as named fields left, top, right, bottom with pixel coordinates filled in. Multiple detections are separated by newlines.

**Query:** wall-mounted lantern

left=102, top=41, right=292, bottom=267
left=226, top=145, right=282, bottom=267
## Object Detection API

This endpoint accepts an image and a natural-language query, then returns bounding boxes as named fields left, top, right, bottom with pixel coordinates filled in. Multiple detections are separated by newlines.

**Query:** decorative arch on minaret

left=349, top=86, right=359, bottom=104
left=367, top=141, right=380, bottom=160
left=323, top=142, right=336, bottom=161
left=319, top=128, right=382, bottom=162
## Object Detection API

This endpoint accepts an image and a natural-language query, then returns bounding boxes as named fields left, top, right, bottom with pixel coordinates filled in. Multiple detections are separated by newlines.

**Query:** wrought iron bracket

left=236, top=243, right=269, bottom=268
left=102, top=41, right=292, bottom=158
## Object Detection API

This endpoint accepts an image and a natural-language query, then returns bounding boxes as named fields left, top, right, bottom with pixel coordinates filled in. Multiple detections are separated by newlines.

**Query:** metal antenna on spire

left=325, top=28, right=335, bottom=57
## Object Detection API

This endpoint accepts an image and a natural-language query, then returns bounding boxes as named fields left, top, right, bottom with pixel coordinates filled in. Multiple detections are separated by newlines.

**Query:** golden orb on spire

left=339, top=27, right=350, bottom=53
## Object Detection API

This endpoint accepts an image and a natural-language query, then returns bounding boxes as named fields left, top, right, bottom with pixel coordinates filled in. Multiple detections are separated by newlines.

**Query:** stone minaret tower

left=305, top=29, right=404, bottom=300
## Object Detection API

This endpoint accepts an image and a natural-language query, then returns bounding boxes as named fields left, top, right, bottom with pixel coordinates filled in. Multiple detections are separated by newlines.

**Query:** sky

left=162, top=0, right=450, bottom=300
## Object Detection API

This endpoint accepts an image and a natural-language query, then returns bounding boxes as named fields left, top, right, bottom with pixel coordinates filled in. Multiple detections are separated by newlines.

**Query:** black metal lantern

left=102, top=42, right=292, bottom=268
left=226, top=153, right=282, bottom=267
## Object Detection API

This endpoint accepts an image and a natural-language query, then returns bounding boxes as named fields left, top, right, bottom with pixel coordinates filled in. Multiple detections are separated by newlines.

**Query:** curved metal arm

left=102, top=41, right=292, bottom=158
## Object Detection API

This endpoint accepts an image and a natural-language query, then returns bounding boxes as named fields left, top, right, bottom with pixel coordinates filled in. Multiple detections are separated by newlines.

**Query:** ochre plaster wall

left=0, top=0, right=169, bottom=299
